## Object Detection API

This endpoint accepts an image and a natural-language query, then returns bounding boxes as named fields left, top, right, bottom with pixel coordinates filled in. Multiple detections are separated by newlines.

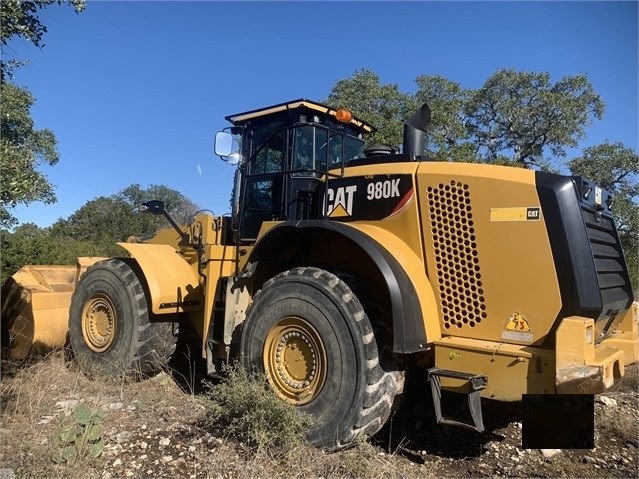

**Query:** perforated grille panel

left=427, top=181, right=487, bottom=329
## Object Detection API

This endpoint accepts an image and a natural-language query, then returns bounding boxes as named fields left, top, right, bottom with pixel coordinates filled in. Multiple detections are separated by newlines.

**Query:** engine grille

left=580, top=205, right=633, bottom=317
left=427, top=180, right=487, bottom=329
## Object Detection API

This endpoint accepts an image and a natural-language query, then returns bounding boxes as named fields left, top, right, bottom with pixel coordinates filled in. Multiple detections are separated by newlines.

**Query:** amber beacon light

left=335, top=108, right=352, bottom=123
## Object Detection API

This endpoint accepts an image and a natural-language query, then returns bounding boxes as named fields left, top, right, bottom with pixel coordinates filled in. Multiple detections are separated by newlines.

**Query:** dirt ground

left=0, top=353, right=637, bottom=479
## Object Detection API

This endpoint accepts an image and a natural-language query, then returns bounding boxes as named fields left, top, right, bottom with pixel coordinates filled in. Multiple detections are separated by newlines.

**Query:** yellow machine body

left=1, top=98, right=636, bottom=428
left=1, top=259, right=104, bottom=359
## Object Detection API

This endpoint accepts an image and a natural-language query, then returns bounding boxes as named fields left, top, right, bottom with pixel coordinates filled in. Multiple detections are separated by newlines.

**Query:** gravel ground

left=1, top=353, right=637, bottom=478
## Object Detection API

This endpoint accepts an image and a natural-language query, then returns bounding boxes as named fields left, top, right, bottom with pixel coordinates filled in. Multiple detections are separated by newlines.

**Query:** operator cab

left=214, top=99, right=375, bottom=243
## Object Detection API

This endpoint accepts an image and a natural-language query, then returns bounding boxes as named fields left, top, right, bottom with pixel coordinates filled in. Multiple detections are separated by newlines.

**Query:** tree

left=325, top=68, right=413, bottom=149
left=1, top=82, right=58, bottom=227
left=50, top=184, right=201, bottom=249
left=464, top=69, right=605, bottom=169
left=1, top=0, right=86, bottom=78
left=328, top=69, right=606, bottom=171
left=0, top=223, right=48, bottom=283
left=117, top=183, right=201, bottom=231
left=413, top=75, right=477, bottom=162
left=0, top=0, right=85, bottom=227
left=0, top=222, right=105, bottom=284
left=569, top=142, right=639, bottom=287
left=50, top=196, right=140, bottom=250
left=1, top=184, right=200, bottom=282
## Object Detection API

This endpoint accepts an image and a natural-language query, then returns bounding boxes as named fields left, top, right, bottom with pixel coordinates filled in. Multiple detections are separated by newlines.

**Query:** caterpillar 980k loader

left=2, top=99, right=637, bottom=448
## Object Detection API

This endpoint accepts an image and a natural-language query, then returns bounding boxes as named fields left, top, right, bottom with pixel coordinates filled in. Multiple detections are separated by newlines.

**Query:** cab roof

left=224, top=98, right=376, bottom=134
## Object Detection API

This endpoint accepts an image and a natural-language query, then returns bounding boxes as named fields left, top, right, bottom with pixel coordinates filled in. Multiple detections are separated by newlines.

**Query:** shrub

left=202, top=363, right=313, bottom=459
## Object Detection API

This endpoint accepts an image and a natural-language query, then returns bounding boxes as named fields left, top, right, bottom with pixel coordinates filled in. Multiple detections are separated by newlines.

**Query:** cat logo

left=526, top=207, right=540, bottom=220
left=325, top=185, right=357, bottom=217
left=490, top=207, right=541, bottom=221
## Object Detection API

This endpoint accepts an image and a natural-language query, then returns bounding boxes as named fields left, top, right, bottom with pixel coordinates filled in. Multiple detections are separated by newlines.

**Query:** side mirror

left=141, top=200, right=165, bottom=215
left=214, top=131, right=233, bottom=157
left=215, top=131, right=241, bottom=165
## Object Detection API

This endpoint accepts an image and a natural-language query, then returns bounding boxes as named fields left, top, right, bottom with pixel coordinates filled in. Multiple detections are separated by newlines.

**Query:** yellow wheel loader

left=2, top=99, right=637, bottom=449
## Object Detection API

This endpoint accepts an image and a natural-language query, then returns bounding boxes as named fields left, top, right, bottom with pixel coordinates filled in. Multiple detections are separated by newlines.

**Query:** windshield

left=293, top=125, right=365, bottom=177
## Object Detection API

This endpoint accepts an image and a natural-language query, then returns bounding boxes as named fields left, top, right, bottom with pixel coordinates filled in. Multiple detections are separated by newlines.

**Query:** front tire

left=68, top=258, right=176, bottom=378
left=240, top=267, right=405, bottom=448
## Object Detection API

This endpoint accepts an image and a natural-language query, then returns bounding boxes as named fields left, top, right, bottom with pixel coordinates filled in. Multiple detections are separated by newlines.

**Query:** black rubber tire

left=68, top=258, right=176, bottom=379
left=240, top=267, right=405, bottom=449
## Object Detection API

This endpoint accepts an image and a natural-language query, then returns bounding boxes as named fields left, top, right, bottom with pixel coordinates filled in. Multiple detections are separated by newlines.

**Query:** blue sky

left=7, top=0, right=638, bottom=228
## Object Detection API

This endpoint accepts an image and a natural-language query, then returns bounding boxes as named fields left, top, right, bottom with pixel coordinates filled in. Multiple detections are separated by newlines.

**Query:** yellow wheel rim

left=263, top=317, right=327, bottom=405
left=81, top=293, right=117, bottom=353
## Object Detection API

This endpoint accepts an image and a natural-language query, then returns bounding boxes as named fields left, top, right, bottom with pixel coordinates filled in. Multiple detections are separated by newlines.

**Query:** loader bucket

left=1, top=258, right=106, bottom=359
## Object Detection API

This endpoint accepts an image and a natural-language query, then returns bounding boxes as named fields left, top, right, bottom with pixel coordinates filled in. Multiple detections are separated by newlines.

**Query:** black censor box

left=522, top=394, right=594, bottom=449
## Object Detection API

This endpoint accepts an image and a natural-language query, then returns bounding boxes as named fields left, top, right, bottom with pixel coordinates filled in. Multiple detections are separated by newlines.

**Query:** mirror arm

left=141, top=200, right=191, bottom=245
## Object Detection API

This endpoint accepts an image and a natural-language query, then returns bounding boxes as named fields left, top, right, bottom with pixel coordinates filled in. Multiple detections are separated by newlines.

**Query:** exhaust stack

left=403, top=103, right=431, bottom=158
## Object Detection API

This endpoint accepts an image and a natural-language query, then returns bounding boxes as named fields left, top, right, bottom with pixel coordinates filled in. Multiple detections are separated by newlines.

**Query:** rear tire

left=240, top=267, right=405, bottom=449
left=68, top=258, right=176, bottom=378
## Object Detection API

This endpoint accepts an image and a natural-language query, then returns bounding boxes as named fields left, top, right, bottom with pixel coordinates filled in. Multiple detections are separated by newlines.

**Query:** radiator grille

left=427, top=180, right=487, bottom=329
left=581, top=205, right=633, bottom=316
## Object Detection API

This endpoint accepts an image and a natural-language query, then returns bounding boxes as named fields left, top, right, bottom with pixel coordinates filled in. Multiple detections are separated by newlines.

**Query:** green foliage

left=328, top=68, right=606, bottom=172
left=326, top=68, right=414, bottom=149
left=0, top=1, right=86, bottom=50
left=51, top=196, right=143, bottom=247
left=465, top=69, right=605, bottom=168
left=2, top=223, right=46, bottom=283
left=413, top=75, right=475, bottom=162
left=569, top=142, right=639, bottom=288
left=0, top=82, right=58, bottom=227
left=50, top=184, right=200, bottom=247
left=117, top=183, right=200, bottom=229
left=51, top=404, right=105, bottom=464
left=0, top=223, right=107, bottom=283
left=0, top=184, right=199, bottom=283
left=202, top=363, right=313, bottom=459
left=0, top=0, right=85, bottom=227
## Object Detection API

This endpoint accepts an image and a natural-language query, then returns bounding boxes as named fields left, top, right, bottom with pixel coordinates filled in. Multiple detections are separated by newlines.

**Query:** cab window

left=251, top=123, right=286, bottom=174
left=293, top=126, right=327, bottom=176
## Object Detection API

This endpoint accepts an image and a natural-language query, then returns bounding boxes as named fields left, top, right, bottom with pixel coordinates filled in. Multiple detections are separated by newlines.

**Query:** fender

left=244, top=220, right=440, bottom=353
left=117, top=243, right=203, bottom=315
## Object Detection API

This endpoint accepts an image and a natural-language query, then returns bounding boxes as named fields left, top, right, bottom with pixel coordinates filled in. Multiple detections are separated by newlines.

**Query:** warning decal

left=506, top=312, right=531, bottom=331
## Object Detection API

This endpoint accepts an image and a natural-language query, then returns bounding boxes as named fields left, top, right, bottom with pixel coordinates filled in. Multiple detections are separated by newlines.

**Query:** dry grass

left=1, top=352, right=105, bottom=478
left=0, top=353, right=431, bottom=478
left=1, top=352, right=636, bottom=478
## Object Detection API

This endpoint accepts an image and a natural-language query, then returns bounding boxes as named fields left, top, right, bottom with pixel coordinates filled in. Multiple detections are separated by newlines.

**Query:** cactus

left=51, top=404, right=105, bottom=464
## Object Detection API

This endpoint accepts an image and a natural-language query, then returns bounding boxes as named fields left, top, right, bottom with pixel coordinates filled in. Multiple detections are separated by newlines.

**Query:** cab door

left=240, top=174, right=285, bottom=241
left=239, top=127, right=287, bottom=242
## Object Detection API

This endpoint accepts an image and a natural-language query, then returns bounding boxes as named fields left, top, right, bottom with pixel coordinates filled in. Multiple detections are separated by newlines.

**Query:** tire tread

left=244, top=266, right=405, bottom=448
left=69, top=258, right=177, bottom=379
